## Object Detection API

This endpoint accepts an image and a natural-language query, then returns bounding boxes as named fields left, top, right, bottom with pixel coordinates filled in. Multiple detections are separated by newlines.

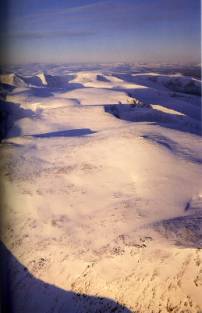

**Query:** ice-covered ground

left=0, top=64, right=202, bottom=313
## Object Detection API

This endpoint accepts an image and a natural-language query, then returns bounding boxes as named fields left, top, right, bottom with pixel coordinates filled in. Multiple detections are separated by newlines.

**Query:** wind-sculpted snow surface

left=0, top=64, right=202, bottom=313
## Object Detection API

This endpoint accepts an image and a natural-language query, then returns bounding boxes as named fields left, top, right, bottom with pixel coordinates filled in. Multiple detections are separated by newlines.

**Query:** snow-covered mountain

left=0, top=64, right=202, bottom=313
left=0, top=73, right=27, bottom=88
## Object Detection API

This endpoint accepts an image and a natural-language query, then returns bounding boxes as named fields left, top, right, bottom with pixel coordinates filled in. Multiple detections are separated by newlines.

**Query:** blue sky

left=0, top=0, right=201, bottom=64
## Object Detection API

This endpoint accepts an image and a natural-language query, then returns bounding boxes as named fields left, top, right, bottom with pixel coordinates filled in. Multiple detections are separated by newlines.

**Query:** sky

left=0, top=0, right=201, bottom=65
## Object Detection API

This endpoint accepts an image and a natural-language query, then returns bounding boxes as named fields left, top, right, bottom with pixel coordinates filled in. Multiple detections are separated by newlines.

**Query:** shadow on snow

left=0, top=242, right=132, bottom=313
left=28, top=128, right=96, bottom=138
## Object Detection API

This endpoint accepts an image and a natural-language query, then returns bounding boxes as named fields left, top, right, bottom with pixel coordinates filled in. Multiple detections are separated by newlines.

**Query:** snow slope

left=0, top=65, right=202, bottom=313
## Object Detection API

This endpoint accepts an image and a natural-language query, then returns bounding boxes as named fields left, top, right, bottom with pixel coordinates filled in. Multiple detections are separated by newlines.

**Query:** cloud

left=7, top=0, right=200, bottom=37
left=10, top=0, right=109, bottom=23
left=0, top=30, right=95, bottom=40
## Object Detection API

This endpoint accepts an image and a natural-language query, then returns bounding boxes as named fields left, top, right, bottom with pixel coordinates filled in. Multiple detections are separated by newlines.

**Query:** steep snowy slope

left=0, top=73, right=27, bottom=88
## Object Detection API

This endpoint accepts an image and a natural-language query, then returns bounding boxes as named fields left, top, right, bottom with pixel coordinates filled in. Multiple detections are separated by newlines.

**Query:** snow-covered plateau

left=0, top=64, right=202, bottom=313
